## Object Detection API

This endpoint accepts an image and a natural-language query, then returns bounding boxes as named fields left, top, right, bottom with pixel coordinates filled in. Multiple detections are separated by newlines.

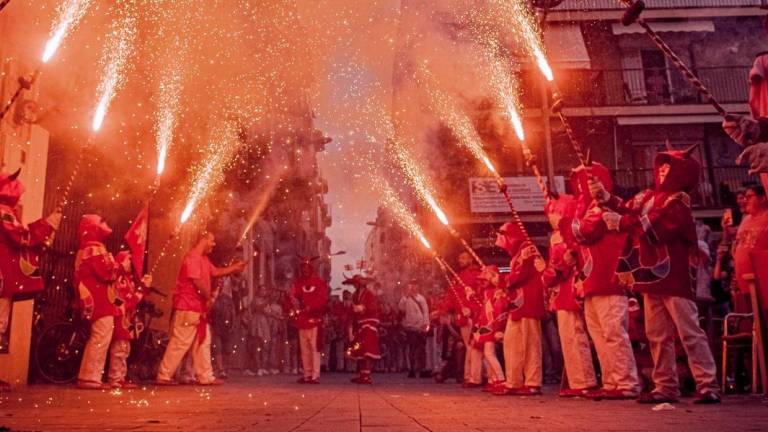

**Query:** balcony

left=521, top=66, right=750, bottom=108
left=611, top=165, right=757, bottom=208
left=550, top=0, right=763, bottom=11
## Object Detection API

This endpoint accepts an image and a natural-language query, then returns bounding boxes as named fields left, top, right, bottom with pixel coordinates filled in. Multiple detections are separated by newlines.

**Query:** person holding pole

left=156, top=231, right=245, bottom=386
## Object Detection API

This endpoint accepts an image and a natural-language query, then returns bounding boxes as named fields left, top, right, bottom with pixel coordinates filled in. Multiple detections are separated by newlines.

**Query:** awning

left=612, top=20, right=715, bottom=35
left=543, top=24, right=591, bottom=69
left=617, top=114, right=723, bottom=125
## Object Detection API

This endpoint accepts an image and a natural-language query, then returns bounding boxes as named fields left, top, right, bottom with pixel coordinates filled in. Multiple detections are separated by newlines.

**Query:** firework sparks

left=378, top=178, right=432, bottom=251
left=490, top=0, right=553, bottom=82
left=239, top=166, right=288, bottom=242
left=154, top=56, right=184, bottom=176
left=92, top=8, right=137, bottom=131
left=41, top=0, right=93, bottom=63
left=180, top=122, right=240, bottom=225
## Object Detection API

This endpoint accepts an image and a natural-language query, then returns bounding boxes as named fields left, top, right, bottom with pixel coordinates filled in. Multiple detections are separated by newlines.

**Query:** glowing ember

left=41, top=0, right=92, bottom=63
left=425, top=194, right=449, bottom=226
left=91, top=10, right=137, bottom=131
left=507, top=103, right=525, bottom=141
left=180, top=200, right=194, bottom=224
left=418, top=234, right=432, bottom=250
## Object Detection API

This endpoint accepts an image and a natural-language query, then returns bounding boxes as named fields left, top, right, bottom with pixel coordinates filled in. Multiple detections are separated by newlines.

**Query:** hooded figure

left=0, top=169, right=57, bottom=299
left=343, top=274, right=380, bottom=384
left=494, top=221, right=545, bottom=396
left=75, top=214, right=120, bottom=389
left=286, top=258, right=329, bottom=384
left=469, top=265, right=507, bottom=391
left=591, top=146, right=720, bottom=404
left=542, top=194, right=598, bottom=396
left=570, top=162, right=640, bottom=400
left=75, top=214, right=119, bottom=322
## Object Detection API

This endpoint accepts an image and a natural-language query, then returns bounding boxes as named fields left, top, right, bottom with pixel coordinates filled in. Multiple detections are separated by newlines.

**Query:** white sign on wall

left=468, top=176, right=566, bottom=213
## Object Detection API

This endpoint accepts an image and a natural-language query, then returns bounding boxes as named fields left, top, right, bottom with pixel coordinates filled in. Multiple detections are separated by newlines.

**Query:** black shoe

left=407, top=371, right=416, bottom=378
left=693, top=390, right=721, bottom=404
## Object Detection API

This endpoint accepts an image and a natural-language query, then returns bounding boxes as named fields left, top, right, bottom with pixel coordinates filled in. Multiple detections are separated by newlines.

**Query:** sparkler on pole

left=616, top=0, right=730, bottom=117
left=0, top=71, right=40, bottom=121
left=42, top=0, right=93, bottom=63
left=388, top=139, right=485, bottom=266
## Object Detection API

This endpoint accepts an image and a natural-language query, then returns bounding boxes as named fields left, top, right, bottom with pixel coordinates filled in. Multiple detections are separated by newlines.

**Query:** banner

left=468, top=176, right=566, bottom=213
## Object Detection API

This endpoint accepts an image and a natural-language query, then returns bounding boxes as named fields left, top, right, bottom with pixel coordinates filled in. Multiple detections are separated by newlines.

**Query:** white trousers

left=298, top=327, right=321, bottom=380
left=108, top=339, right=131, bottom=384
left=556, top=310, right=597, bottom=390
left=503, top=318, right=542, bottom=388
left=78, top=316, right=114, bottom=383
left=482, top=342, right=505, bottom=382
left=461, top=325, right=482, bottom=384
left=644, top=294, right=718, bottom=397
left=156, top=310, right=215, bottom=384
left=584, top=295, right=639, bottom=392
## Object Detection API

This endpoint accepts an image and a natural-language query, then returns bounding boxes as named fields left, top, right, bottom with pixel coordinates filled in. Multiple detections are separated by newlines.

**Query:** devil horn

left=664, top=139, right=674, bottom=151
left=9, top=168, right=21, bottom=181
left=682, top=144, right=699, bottom=157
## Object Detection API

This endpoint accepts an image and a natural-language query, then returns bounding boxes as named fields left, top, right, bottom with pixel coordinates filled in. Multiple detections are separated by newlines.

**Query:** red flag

left=124, top=201, right=149, bottom=279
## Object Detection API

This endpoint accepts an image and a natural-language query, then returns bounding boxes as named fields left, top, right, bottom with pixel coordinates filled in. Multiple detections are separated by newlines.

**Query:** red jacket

left=605, top=147, right=701, bottom=299
left=75, top=215, right=118, bottom=322
left=497, top=222, right=546, bottom=321
left=440, top=265, right=481, bottom=327
left=542, top=235, right=580, bottom=312
left=471, top=283, right=509, bottom=346
left=112, top=252, right=145, bottom=340
left=0, top=171, right=54, bottom=298
left=286, top=275, right=329, bottom=329
left=569, top=164, right=627, bottom=298
left=0, top=204, right=54, bottom=298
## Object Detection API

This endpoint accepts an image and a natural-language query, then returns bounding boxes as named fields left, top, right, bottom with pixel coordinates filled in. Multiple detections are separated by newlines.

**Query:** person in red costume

left=493, top=222, right=546, bottom=396
left=108, top=251, right=152, bottom=389
left=570, top=162, right=640, bottom=400
left=0, top=169, right=60, bottom=389
left=75, top=214, right=120, bottom=389
left=541, top=194, right=598, bottom=397
left=344, top=274, right=380, bottom=384
left=285, top=258, right=329, bottom=384
left=590, top=145, right=720, bottom=404
left=439, top=251, right=483, bottom=387
left=156, top=232, right=245, bottom=386
left=469, top=265, right=508, bottom=393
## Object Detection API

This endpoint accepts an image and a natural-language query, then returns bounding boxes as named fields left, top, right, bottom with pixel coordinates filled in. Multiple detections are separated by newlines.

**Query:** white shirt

left=398, top=294, right=429, bottom=331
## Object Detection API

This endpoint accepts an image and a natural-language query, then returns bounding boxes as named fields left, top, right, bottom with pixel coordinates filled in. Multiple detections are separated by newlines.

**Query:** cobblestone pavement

left=2, top=374, right=768, bottom=431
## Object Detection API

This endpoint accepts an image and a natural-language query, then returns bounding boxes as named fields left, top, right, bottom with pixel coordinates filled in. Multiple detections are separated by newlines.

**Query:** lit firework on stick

left=490, top=0, right=553, bottom=82
left=91, top=11, right=136, bottom=132
left=179, top=122, right=240, bottom=225
left=238, top=166, right=288, bottom=244
left=154, top=36, right=186, bottom=177
left=388, top=138, right=484, bottom=266
left=41, top=0, right=93, bottom=63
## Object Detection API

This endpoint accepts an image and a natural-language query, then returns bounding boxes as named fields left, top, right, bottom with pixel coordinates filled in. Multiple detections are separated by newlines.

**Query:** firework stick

left=57, top=134, right=96, bottom=209
left=549, top=90, right=589, bottom=167
left=149, top=228, right=181, bottom=275
left=445, top=226, right=485, bottom=266
left=0, top=70, right=40, bottom=121
left=491, top=173, right=545, bottom=261
left=618, top=0, right=728, bottom=117
left=434, top=255, right=482, bottom=309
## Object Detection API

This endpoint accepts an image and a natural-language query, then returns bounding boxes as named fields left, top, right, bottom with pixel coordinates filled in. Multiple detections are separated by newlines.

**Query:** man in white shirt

left=398, top=279, right=430, bottom=378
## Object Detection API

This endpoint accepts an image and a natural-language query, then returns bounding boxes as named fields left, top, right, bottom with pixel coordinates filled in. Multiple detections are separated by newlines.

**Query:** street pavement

left=1, top=373, right=767, bottom=431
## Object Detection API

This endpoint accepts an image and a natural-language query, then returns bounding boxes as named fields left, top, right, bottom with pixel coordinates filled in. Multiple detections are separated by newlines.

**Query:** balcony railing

left=611, top=166, right=758, bottom=208
left=551, top=0, right=763, bottom=11
left=520, top=66, right=750, bottom=108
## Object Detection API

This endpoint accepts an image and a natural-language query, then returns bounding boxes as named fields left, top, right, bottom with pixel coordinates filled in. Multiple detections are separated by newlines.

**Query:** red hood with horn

left=495, top=222, right=527, bottom=257
left=654, top=145, right=700, bottom=193
left=570, top=162, right=613, bottom=212
left=0, top=169, right=24, bottom=207
left=78, top=214, right=113, bottom=246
